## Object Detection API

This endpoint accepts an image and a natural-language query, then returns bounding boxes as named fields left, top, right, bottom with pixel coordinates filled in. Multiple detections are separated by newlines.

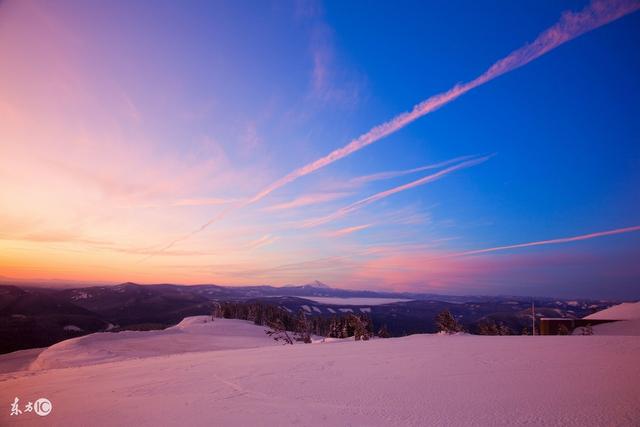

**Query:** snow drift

left=29, top=317, right=280, bottom=370
left=585, top=301, right=640, bottom=320
left=578, top=301, right=640, bottom=336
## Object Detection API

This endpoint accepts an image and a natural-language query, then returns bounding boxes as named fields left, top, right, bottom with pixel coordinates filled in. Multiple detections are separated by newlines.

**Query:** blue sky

left=0, top=0, right=639, bottom=298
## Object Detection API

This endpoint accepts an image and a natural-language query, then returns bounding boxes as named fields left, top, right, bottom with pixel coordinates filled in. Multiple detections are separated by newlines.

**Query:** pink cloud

left=170, top=197, right=242, bottom=207
left=146, top=0, right=640, bottom=257
left=246, top=234, right=279, bottom=250
left=326, top=224, right=373, bottom=238
left=263, top=192, right=351, bottom=212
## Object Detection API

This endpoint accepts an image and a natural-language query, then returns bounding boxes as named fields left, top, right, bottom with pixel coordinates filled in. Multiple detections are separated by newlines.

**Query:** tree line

left=212, top=301, right=389, bottom=344
left=212, top=301, right=528, bottom=340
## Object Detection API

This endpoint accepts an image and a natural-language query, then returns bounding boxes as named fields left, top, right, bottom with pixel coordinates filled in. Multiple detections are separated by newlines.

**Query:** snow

left=28, top=317, right=281, bottom=370
left=301, top=305, right=311, bottom=313
left=311, top=306, right=321, bottom=314
left=0, top=348, right=44, bottom=374
left=1, top=316, right=639, bottom=426
left=71, top=291, right=91, bottom=300
left=63, top=325, right=83, bottom=332
left=359, top=307, right=371, bottom=313
left=585, top=302, right=640, bottom=320
left=338, top=308, right=353, bottom=313
left=574, top=320, right=640, bottom=336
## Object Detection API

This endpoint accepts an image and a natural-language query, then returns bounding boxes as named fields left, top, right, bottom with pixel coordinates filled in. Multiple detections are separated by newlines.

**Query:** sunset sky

left=1, top=0, right=639, bottom=298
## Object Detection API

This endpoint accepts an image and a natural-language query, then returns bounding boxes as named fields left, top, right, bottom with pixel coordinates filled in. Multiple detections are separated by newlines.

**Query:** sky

left=1, top=0, right=639, bottom=298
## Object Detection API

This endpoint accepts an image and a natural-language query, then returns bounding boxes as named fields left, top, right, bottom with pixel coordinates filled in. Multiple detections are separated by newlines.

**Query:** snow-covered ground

left=0, top=349, right=44, bottom=375
left=585, top=301, right=640, bottom=320
left=30, top=317, right=282, bottom=370
left=585, top=319, right=640, bottom=336
left=1, top=315, right=639, bottom=426
left=576, top=301, right=640, bottom=336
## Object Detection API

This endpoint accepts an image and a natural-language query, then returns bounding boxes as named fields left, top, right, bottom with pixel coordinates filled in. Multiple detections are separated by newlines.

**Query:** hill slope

left=1, top=317, right=639, bottom=426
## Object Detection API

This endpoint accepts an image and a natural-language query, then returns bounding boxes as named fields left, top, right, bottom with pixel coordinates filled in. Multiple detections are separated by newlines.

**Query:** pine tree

left=478, top=321, right=499, bottom=335
left=349, top=314, right=370, bottom=341
left=497, top=323, right=512, bottom=336
left=377, top=324, right=391, bottom=338
left=435, top=309, right=462, bottom=334
left=295, top=309, right=312, bottom=343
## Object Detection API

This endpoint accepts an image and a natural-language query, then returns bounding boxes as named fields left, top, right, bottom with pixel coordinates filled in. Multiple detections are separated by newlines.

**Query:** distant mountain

left=0, top=282, right=620, bottom=354
left=303, top=280, right=331, bottom=289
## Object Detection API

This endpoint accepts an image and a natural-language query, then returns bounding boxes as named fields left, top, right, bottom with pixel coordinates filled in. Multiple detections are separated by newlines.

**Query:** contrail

left=349, top=155, right=475, bottom=185
left=149, top=0, right=639, bottom=256
left=446, top=225, right=640, bottom=258
left=302, top=155, right=492, bottom=228
left=263, top=192, right=352, bottom=212
left=245, top=0, right=638, bottom=205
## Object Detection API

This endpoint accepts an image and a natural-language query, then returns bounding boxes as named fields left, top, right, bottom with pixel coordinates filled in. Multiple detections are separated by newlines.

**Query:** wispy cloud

left=246, top=234, right=279, bottom=250
left=147, top=0, right=640, bottom=256
left=244, top=0, right=639, bottom=207
left=302, top=155, right=492, bottom=228
left=171, top=197, right=241, bottom=207
left=326, top=224, right=373, bottom=238
left=0, top=230, right=109, bottom=246
left=302, top=2, right=363, bottom=107
left=135, top=197, right=242, bottom=209
left=350, top=155, right=474, bottom=185
left=119, top=91, right=141, bottom=123
left=264, top=192, right=351, bottom=212
left=446, top=225, right=640, bottom=258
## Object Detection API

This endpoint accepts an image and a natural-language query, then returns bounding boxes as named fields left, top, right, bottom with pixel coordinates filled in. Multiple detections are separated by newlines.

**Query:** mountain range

left=0, top=281, right=618, bottom=353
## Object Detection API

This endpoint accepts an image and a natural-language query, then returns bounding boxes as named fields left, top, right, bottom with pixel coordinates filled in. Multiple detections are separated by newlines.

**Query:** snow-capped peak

left=304, top=280, right=331, bottom=289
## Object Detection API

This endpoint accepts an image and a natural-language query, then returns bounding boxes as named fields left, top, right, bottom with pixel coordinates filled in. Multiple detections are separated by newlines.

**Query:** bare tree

left=265, top=318, right=294, bottom=345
